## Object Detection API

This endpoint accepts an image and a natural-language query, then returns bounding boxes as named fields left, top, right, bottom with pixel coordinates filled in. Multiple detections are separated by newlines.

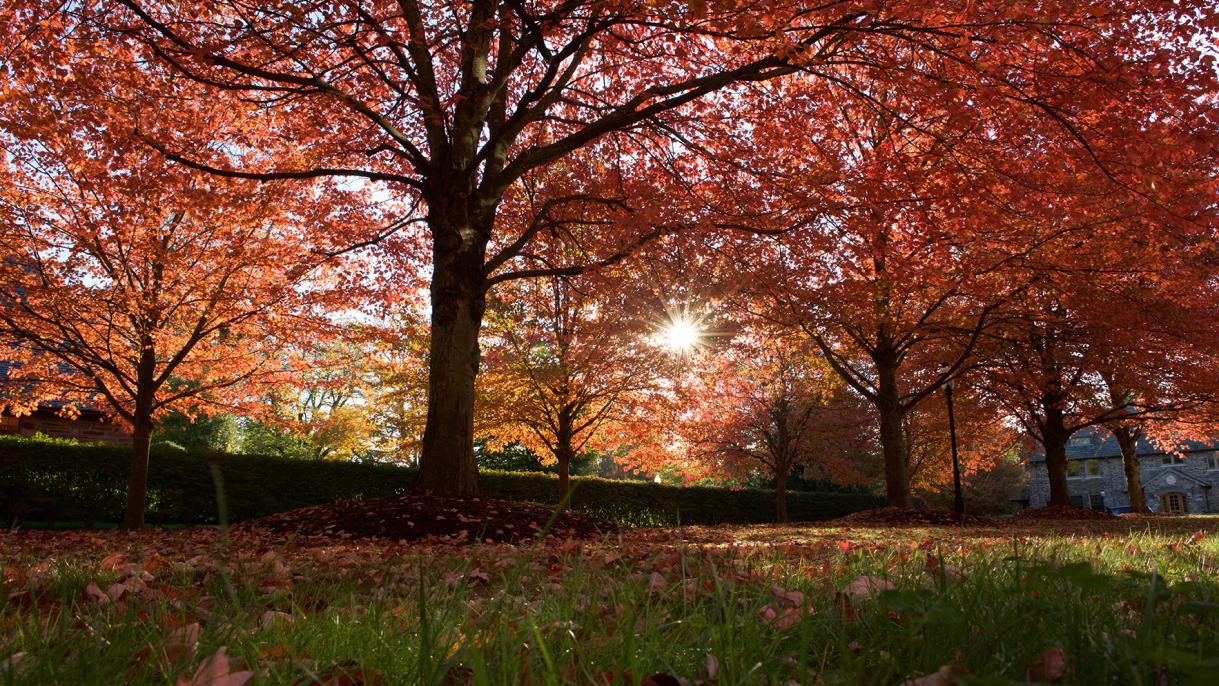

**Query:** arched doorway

left=1159, top=492, right=1188, bottom=514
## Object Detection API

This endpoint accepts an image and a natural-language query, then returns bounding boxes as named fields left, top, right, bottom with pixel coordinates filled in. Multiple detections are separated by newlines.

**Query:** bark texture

left=1042, top=402, right=1072, bottom=507
left=877, top=360, right=912, bottom=508
left=122, top=416, right=153, bottom=529
left=555, top=411, right=574, bottom=508
left=415, top=209, right=489, bottom=497
left=123, top=345, right=157, bottom=529
left=1114, top=426, right=1148, bottom=513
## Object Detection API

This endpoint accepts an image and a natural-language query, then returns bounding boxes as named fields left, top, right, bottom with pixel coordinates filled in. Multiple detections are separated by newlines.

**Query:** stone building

left=0, top=402, right=133, bottom=445
left=1024, top=428, right=1219, bottom=514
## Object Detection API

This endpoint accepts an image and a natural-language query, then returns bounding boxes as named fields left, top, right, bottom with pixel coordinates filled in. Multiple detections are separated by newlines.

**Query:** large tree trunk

left=416, top=214, right=488, bottom=497
left=775, top=463, right=789, bottom=523
left=1042, top=404, right=1072, bottom=508
left=1114, top=426, right=1147, bottom=513
left=876, top=362, right=912, bottom=508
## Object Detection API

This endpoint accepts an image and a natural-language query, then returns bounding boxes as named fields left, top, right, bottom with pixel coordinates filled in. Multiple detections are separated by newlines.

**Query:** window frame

left=1160, top=492, right=1188, bottom=515
left=1066, top=459, right=1102, bottom=479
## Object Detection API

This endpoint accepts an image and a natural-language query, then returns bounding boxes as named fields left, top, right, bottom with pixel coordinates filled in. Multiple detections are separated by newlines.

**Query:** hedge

left=0, top=435, right=884, bottom=527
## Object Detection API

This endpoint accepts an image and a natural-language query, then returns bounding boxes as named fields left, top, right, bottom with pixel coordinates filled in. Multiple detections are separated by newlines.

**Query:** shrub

left=0, top=435, right=883, bottom=527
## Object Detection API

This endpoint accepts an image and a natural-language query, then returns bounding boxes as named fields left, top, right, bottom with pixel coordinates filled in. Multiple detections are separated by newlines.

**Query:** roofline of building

left=1028, top=446, right=1216, bottom=463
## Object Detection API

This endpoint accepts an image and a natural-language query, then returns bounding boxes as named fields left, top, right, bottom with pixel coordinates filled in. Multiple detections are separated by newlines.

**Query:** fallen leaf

left=836, top=575, right=895, bottom=619
left=901, top=665, right=971, bottom=686
left=646, top=571, right=667, bottom=596
left=106, top=581, right=131, bottom=602
left=293, top=661, right=384, bottom=685
left=840, top=576, right=896, bottom=602
left=0, top=652, right=27, bottom=675
left=166, top=622, right=202, bottom=663
left=176, top=647, right=253, bottom=686
left=924, top=555, right=964, bottom=581
left=84, top=581, right=110, bottom=605
left=770, top=585, right=804, bottom=608
left=1027, top=646, right=1067, bottom=682
left=761, top=604, right=803, bottom=630
left=100, top=552, right=127, bottom=572
left=262, top=610, right=294, bottom=629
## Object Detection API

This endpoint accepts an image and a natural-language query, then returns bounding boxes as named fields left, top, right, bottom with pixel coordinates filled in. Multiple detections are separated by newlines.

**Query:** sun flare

left=661, top=318, right=701, bottom=353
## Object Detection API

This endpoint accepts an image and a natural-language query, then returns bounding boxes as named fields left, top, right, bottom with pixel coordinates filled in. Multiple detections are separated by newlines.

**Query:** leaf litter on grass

left=2, top=515, right=1219, bottom=685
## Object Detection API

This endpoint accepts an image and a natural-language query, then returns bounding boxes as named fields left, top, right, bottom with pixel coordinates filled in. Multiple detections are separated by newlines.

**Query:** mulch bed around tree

left=237, top=494, right=617, bottom=544
left=1016, top=505, right=1117, bottom=520
left=835, top=507, right=993, bottom=526
left=1118, top=511, right=1182, bottom=517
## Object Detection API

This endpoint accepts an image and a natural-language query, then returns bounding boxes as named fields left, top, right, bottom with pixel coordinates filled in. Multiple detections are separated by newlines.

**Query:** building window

left=1206, top=452, right=1218, bottom=471
left=1067, top=460, right=1101, bottom=478
left=1161, top=454, right=1185, bottom=466
left=1159, top=492, right=1188, bottom=514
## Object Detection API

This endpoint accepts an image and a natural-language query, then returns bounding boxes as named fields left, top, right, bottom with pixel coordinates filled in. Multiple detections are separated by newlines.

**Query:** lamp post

left=945, top=378, right=964, bottom=516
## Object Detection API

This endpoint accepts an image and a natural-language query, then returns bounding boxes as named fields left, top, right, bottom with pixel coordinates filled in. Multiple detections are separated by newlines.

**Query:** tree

left=979, top=275, right=1218, bottom=509
left=901, top=384, right=1020, bottom=498
left=1098, top=370, right=1150, bottom=513
left=358, top=315, right=444, bottom=463
left=249, top=343, right=380, bottom=460
left=0, top=68, right=344, bottom=527
left=154, top=411, right=241, bottom=452
left=669, top=331, right=848, bottom=522
left=750, top=102, right=1029, bottom=508
left=479, top=271, right=667, bottom=503
left=1092, top=290, right=1219, bottom=513
left=717, top=23, right=1217, bottom=506
left=47, top=0, right=1213, bottom=496
left=973, top=137, right=1218, bottom=508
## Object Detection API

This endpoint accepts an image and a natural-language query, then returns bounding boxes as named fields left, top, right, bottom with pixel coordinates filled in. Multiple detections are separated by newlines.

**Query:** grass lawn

left=3, top=517, right=1218, bottom=685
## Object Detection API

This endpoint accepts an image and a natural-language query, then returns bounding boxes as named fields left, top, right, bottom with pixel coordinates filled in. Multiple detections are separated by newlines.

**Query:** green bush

left=0, top=435, right=883, bottom=527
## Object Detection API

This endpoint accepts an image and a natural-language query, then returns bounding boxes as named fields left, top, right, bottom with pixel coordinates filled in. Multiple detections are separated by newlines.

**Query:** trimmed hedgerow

left=0, top=435, right=883, bottom=527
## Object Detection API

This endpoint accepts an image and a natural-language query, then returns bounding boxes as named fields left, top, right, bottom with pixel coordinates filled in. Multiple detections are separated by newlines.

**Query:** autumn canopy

left=0, top=0, right=1216, bottom=525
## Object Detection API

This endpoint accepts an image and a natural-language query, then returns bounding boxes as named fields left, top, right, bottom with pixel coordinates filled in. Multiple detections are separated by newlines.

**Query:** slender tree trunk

left=122, top=347, right=157, bottom=529
left=1042, top=404, right=1072, bottom=508
left=416, top=213, right=488, bottom=497
left=556, top=453, right=571, bottom=508
left=1114, top=426, right=1147, bottom=513
left=876, top=362, right=911, bottom=508
left=555, top=413, right=574, bottom=509
left=122, top=413, right=153, bottom=529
